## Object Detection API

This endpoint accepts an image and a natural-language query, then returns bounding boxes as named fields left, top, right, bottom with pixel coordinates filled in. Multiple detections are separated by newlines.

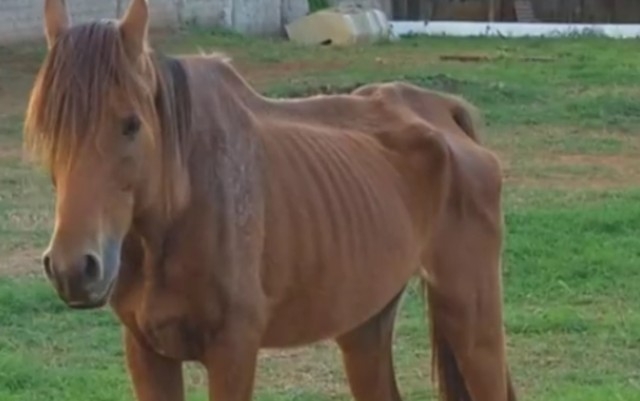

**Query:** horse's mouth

left=66, top=279, right=116, bottom=310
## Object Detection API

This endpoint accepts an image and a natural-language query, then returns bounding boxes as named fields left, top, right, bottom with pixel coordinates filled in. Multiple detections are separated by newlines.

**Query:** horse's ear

left=118, top=0, right=149, bottom=62
left=43, top=0, right=71, bottom=49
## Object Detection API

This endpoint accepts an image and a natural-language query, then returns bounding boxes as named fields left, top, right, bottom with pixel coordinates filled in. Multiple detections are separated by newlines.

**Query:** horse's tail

left=419, top=274, right=517, bottom=401
left=507, top=368, right=517, bottom=401
left=420, top=274, right=471, bottom=401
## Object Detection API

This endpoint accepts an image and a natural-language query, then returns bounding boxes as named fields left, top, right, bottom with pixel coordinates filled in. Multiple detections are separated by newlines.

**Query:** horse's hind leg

left=335, top=288, right=405, bottom=401
left=422, top=216, right=516, bottom=401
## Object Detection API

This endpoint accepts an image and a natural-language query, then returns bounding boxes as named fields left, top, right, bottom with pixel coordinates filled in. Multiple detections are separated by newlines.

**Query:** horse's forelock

left=23, top=21, right=155, bottom=170
left=24, top=19, right=196, bottom=219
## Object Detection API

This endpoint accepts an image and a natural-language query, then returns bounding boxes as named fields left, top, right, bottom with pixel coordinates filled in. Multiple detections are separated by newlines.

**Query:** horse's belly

left=261, top=250, right=419, bottom=348
left=260, top=134, right=421, bottom=347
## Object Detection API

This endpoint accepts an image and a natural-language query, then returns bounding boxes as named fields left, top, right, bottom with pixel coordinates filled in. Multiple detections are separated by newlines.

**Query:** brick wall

left=0, top=0, right=309, bottom=44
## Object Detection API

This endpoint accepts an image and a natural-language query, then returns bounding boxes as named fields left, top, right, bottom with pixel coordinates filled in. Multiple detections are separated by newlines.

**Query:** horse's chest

left=132, top=290, right=220, bottom=361
left=137, top=312, right=207, bottom=360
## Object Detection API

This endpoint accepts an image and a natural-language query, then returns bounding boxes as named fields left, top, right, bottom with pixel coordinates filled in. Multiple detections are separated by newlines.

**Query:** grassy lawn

left=1, top=29, right=640, bottom=400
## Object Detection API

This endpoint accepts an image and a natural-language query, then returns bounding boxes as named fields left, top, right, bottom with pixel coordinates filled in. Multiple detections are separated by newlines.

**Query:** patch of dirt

left=255, top=344, right=345, bottom=395
left=236, top=59, right=349, bottom=88
left=504, top=152, right=640, bottom=190
left=0, top=54, right=41, bottom=117
left=489, top=125, right=640, bottom=190
left=181, top=343, right=347, bottom=396
left=0, top=247, right=42, bottom=276
left=555, top=154, right=631, bottom=170
left=0, top=85, right=30, bottom=118
left=0, top=144, right=22, bottom=160
left=571, top=85, right=640, bottom=98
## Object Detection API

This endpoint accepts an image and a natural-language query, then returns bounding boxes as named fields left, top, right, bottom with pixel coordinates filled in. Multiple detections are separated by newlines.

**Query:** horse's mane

left=24, top=20, right=193, bottom=216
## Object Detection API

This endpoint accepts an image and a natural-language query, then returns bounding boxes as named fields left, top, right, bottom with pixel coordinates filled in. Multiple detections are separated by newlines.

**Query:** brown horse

left=24, top=0, right=516, bottom=400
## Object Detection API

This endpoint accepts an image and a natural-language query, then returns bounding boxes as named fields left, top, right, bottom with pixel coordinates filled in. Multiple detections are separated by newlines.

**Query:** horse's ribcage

left=261, top=126, right=420, bottom=302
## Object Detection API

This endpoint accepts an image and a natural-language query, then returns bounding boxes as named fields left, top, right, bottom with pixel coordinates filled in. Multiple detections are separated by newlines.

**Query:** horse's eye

left=122, top=115, right=141, bottom=138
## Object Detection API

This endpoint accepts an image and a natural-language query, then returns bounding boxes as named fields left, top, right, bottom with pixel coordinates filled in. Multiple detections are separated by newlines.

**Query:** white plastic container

left=285, top=6, right=391, bottom=46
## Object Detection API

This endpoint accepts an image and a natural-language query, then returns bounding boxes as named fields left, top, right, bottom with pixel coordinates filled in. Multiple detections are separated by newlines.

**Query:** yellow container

left=285, top=6, right=390, bottom=46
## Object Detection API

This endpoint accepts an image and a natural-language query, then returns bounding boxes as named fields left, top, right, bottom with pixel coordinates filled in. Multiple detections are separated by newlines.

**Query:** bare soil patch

left=503, top=152, right=640, bottom=190
left=0, top=51, right=41, bottom=117
left=235, top=58, right=350, bottom=89
left=489, top=125, right=640, bottom=191
left=0, top=143, right=22, bottom=159
left=0, top=247, right=42, bottom=276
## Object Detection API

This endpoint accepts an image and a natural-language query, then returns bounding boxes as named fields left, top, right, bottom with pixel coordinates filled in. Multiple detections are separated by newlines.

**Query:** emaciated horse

left=24, top=0, right=517, bottom=400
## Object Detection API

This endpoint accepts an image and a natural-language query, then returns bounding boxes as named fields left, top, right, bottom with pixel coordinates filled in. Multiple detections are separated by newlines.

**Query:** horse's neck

left=141, top=56, right=266, bottom=261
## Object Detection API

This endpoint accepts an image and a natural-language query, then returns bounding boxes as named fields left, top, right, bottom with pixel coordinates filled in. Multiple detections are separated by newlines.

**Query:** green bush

left=308, top=0, right=330, bottom=12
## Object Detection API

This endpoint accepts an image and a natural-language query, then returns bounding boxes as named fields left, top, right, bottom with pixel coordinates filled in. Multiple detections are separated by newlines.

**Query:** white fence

left=391, top=21, right=640, bottom=39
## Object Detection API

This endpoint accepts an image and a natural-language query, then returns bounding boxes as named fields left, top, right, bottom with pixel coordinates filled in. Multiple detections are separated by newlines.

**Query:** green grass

left=308, top=0, right=329, bottom=12
left=0, top=117, right=52, bottom=256
left=2, top=31, right=640, bottom=400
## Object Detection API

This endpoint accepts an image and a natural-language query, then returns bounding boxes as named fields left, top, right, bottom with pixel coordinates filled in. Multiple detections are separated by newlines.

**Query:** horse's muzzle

left=42, top=239, right=121, bottom=309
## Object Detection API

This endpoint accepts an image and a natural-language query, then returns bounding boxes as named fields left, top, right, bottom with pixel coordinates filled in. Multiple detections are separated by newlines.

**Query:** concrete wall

left=327, top=0, right=392, bottom=16
left=0, top=0, right=112, bottom=43
left=0, top=0, right=309, bottom=44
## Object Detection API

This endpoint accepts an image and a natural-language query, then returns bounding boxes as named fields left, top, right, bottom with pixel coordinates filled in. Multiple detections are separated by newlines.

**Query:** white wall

left=0, top=0, right=309, bottom=44
left=391, top=21, right=640, bottom=39
left=327, top=0, right=392, bottom=16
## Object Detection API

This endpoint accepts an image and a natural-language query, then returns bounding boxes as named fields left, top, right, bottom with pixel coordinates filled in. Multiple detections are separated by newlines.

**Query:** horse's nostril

left=43, top=254, right=54, bottom=280
left=83, top=254, right=101, bottom=282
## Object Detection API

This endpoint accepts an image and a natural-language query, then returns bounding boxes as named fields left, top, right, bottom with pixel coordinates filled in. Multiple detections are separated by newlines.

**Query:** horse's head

left=24, top=0, right=166, bottom=308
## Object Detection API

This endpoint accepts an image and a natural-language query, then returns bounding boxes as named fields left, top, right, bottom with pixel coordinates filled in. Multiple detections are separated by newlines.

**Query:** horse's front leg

left=124, top=328, right=185, bottom=401
left=204, top=321, right=261, bottom=401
